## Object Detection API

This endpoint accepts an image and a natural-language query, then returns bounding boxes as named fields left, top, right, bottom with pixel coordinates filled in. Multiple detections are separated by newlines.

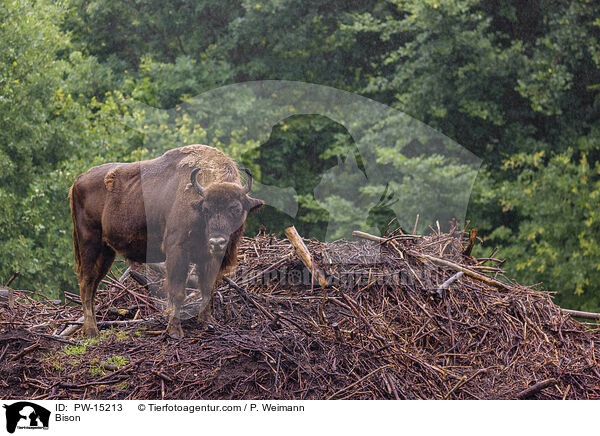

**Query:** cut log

left=284, top=226, right=328, bottom=288
left=59, top=316, right=84, bottom=337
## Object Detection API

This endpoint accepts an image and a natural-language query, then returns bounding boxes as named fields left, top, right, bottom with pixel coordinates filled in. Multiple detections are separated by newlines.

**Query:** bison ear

left=246, top=196, right=264, bottom=213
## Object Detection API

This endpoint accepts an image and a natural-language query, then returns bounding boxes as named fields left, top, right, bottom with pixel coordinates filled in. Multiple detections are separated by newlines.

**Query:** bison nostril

left=209, top=237, right=227, bottom=251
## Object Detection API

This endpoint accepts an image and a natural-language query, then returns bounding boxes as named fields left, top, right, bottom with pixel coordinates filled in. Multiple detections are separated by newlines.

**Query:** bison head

left=190, top=168, right=264, bottom=257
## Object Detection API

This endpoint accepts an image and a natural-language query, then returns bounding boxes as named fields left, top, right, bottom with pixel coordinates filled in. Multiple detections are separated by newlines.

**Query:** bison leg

left=165, top=252, right=189, bottom=338
left=196, top=258, right=221, bottom=326
left=78, top=242, right=116, bottom=337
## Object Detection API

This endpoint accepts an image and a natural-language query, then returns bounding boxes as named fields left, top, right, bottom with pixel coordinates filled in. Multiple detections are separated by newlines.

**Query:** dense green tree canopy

left=1, top=0, right=598, bottom=310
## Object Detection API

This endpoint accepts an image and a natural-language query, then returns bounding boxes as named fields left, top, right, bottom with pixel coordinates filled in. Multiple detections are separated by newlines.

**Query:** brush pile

left=1, top=227, right=599, bottom=400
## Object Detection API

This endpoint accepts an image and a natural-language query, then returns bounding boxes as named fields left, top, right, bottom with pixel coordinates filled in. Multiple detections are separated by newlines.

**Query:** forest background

left=1, top=0, right=599, bottom=311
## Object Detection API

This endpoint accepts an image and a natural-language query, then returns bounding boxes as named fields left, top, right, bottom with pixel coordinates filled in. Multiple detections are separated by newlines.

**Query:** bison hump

left=104, top=168, right=119, bottom=192
left=175, top=144, right=240, bottom=184
left=103, top=164, right=140, bottom=192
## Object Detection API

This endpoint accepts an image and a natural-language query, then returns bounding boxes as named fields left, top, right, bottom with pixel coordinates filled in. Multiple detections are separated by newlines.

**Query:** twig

left=151, top=370, right=173, bottom=383
left=27, top=331, right=75, bottom=345
left=326, top=365, right=391, bottom=399
left=443, top=375, right=467, bottom=399
left=562, top=384, right=571, bottom=400
left=59, top=316, right=84, bottom=337
left=5, top=271, right=20, bottom=287
left=462, top=228, right=478, bottom=257
left=0, top=344, right=9, bottom=362
left=60, top=378, right=127, bottom=389
left=516, top=379, right=557, bottom=399
left=10, top=343, right=40, bottom=361
left=432, top=272, right=464, bottom=297
left=66, top=318, right=155, bottom=326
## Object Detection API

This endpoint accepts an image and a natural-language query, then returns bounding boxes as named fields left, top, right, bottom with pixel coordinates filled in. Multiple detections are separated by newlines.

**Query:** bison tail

left=69, top=183, right=81, bottom=277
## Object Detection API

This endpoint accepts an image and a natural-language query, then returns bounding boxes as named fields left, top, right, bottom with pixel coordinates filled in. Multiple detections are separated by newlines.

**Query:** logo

left=3, top=402, right=50, bottom=434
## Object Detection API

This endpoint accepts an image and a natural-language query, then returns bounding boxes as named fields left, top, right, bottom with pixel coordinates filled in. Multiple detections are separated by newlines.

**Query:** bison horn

left=241, top=168, right=253, bottom=193
left=190, top=168, right=205, bottom=196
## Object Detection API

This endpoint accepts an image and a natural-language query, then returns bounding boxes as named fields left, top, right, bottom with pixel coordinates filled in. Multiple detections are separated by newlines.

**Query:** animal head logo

left=3, top=402, right=50, bottom=434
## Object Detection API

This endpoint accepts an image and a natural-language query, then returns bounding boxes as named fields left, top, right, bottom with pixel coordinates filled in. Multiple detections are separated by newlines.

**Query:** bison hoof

left=197, top=312, right=216, bottom=325
left=167, top=324, right=184, bottom=339
left=200, top=322, right=215, bottom=332
left=83, top=326, right=100, bottom=337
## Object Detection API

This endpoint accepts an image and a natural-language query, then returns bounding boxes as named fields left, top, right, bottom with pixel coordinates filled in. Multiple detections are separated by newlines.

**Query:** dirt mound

left=1, top=228, right=599, bottom=399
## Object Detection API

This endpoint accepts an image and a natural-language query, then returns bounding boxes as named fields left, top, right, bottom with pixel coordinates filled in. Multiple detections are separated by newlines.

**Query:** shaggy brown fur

left=69, top=145, right=263, bottom=337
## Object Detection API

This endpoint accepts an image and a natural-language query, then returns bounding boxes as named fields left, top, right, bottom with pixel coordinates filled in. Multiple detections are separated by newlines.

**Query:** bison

left=69, top=145, right=264, bottom=337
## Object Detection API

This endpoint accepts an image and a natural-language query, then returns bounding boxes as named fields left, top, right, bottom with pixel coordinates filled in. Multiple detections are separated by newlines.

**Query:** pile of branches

left=1, top=226, right=599, bottom=400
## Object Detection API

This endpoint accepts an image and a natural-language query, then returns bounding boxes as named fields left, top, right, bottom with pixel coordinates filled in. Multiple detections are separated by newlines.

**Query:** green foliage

left=490, top=150, right=600, bottom=310
left=347, top=0, right=600, bottom=308
left=122, top=55, right=233, bottom=108
left=104, top=355, right=129, bottom=366
left=252, top=115, right=345, bottom=238
left=0, top=0, right=89, bottom=294
left=1, top=0, right=599, bottom=312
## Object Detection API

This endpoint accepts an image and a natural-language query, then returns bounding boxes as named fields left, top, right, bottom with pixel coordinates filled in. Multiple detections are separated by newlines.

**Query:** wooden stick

left=8, top=287, right=14, bottom=310
left=65, top=318, right=155, bottom=326
left=433, top=272, right=464, bottom=297
left=326, top=364, right=391, bottom=399
left=516, top=378, right=557, bottom=399
left=0, top=344, right=9, bottom=362
left=236, top=255, right=292, bottom=286
left=223, top=276, right=274, bottom=320
left=61, top=267, right=134, bottom=337
left=5, top=271, right=19, bottom=287
left=462, top=228, right=478, bottom=257
left=129, top=269, right=158, bottom=293
left=1, top=272, right=19, bottom=309
left=10, top=343, right=40, bottom=361
left=151, top=370, right=173, bottom=383
left=443, top=375, right=467, bottom=399
left=413, top=214, right=419, bottom=234
left=353, top=230, right=388, bottom=243
left=560, top=307, right=600, bottom=320
left=560, top=308, right=600, bottom=321
left=224, top=277, right=311, bottom=336
left=26, top=331, right=75, bottom=345
left=59, top=316, right=84, bottom=337
left=285, top=226, right=327, bottom=287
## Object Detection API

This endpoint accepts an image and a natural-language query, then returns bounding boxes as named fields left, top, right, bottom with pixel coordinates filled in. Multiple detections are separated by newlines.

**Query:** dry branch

left=1, top=226, right=599, bottom=400
left=352, top=230, right=518, bottom=291
left=285, top=226, right=328, bottom=287
left=433, top=272, right=464, bottom=297
left=516, top=379, right=558, bottom=399
left=560, top=308, right=600, bottom=321
left=10, top=343, right=40, bottom=361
